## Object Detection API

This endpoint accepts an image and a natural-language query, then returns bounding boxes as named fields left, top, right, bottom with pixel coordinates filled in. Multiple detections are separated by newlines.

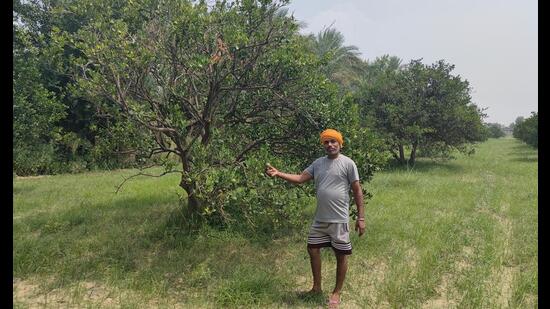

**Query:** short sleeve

left=347, top=160, right=360, bottom=183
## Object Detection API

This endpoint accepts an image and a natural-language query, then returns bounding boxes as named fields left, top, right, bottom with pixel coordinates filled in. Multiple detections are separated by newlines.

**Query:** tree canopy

left=357, top=57, right=487, bottom=164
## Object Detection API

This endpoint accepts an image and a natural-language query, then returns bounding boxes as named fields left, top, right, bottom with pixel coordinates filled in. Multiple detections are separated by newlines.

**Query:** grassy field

left=13, top=137, right=537, bottom=308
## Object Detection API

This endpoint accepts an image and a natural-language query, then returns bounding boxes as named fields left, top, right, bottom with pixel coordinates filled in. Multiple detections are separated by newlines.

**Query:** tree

left=485, top=123, right=506, bottom=138
left=358, top=58, right=487, bottom=165
left=14, top=0, right=154, bottom=173
left=356, top=56, right=409, bottom=163
left=513, top=112, right=537, bottom=148
left=58, top=0, right=341, bottom=217
left=306, top=27, right=365, bottom=91
left=363, top=55, right=402, bottom=82
left=13, top=23, right=67, bottom=175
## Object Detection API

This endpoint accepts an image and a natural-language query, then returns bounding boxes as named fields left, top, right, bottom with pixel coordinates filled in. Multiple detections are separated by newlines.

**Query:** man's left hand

left=355, top=219, right=365, bottom=237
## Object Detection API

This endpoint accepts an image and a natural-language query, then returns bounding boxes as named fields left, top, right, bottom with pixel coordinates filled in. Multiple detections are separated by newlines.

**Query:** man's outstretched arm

left=266, top=164, right=312, bottom=184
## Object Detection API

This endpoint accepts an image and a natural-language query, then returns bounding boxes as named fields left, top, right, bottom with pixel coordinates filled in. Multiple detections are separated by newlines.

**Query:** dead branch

left=115, top=169, right=183, bottom=194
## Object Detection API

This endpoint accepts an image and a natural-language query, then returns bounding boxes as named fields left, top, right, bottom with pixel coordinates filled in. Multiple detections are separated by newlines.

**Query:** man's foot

left=327, top=293, right=340, bottom=308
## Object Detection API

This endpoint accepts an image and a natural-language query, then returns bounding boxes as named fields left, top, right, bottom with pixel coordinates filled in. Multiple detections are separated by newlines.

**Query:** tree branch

left=234, top=138, right=266, bottom=162
left=115, top=169, right=183, bottom=194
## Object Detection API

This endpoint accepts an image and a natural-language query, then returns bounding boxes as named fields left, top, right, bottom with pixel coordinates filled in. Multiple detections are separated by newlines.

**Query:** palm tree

left=364, top=55, right=403, bottom=80
left=307, top=27, right=365, bottom=90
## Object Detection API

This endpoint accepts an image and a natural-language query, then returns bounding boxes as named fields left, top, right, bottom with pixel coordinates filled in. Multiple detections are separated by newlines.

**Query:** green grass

left=13, top=137, right=537, bottom=308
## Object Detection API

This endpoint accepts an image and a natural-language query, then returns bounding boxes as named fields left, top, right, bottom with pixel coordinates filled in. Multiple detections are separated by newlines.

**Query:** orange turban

left=320, top=129, right=344, bottom=146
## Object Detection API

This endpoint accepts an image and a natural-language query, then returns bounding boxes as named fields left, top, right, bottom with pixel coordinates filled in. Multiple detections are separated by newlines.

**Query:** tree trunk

left=179, top=176, right=202, bottom=215
left=409, top=142, right=418, bottom=166
left=390, top=149, right=400, bottom=161
left=398, top=144, right=406, bottom=164
left=201, top=121, right=211, bottom=145
left=178, top=153, right=202, bottom=215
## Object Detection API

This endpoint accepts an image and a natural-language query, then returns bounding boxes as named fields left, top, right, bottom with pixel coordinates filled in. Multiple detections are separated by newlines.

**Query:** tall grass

left=13, top=137, right=537, bottom=308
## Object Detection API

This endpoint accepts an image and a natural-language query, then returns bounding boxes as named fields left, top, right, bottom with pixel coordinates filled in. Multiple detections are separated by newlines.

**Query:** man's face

left=323, top=138, right=341, bottom=156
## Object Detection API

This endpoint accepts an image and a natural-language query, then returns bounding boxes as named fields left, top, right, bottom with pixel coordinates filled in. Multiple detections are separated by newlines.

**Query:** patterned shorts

left=307, top=221, right=352, bottom=255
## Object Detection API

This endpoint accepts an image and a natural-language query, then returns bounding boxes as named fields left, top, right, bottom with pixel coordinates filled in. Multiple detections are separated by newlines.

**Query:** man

left=266, top=128, right=365, bottom=308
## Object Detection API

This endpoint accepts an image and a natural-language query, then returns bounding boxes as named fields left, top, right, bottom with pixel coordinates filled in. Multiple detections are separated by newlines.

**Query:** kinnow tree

left=357, top=58, right=487, bottom=165
left=56, top=0, right=347, bottom=217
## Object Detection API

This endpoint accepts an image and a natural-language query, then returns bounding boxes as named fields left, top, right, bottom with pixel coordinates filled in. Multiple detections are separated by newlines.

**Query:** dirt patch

left=454, top=246, right=474, bottom=273
left=14, top=278, right=71, bottom=308
left=421, top=273, right=457, bottom=309
left=295, top=274, right=308, bottom=286
left=337, top=299, right=364, bottom=309
left=462, top=246, right=473, bottom=256
left=356, top=259, right=388, bottom=306
left=459, top=175, right=480, bottom=184
left=79, top=281, right=115, bottom=304
left=13, top=278, right=130, bottom=308
left=496, top=203, right=518, bottom=308
left=497, top=266, right=520, bottom=308
left=482, top=201, right=521, bottom=308
left=422, top=298, right=452, bottom=309
left=420, top=246, right=477, bottom=308
left=15, top=175, right=49, bottom=180
left=405, top=247, right=420, bottom=270
left=364, top=259, right=388, bottom=284
left=523, top=293, right=538, bottom=307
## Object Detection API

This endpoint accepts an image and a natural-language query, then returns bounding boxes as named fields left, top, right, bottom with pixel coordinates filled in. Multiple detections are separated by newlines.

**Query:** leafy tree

left=485, top=123, right=506, bottom=138
left=56, top=0, right=350, bottom=220
left=358, top=58, right=487, bottom=165
left=306, top=27, right=365, bottom=91
left=363, top=55, right=402, bottom=82
left=356, top=56, right=408, bottom=163
left=14, top=0, right=152, bottom=172
left=13, top=24, right=66, bottom=175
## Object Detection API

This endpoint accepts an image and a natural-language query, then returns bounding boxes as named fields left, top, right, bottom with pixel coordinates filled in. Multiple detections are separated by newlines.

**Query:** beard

left=325, top=147, right=340, bottom=155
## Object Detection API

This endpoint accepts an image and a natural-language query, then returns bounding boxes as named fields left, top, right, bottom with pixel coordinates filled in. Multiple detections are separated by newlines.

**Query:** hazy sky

left=285, top=0, right=537, bottom=125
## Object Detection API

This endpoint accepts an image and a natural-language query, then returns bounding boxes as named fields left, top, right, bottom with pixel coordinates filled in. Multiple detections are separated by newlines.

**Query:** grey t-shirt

left=304, top=154, right=360, bottom=223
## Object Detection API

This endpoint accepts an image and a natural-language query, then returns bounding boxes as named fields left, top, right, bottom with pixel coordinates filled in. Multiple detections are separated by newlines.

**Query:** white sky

left=285, top=0, right=538, bottom=125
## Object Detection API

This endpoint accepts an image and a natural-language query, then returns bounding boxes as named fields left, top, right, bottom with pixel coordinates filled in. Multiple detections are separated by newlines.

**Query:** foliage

left=306, top=27, right=366, bottom=92
left=13, top=0, right=151, bottom=174
left=357, top=57, right=487, bottom=165
left=50, top=0, right=385, bottom=227
left=363, top=55, right=402, bottom=82
left=513, top=112, right=538, bottom=148
left=484, top=123, right=506, bottom=139
left=13, top=25, right=67, bottom=175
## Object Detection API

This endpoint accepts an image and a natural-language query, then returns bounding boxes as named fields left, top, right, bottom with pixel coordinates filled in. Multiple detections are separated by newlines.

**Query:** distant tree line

left=484, top=123, right=506, bottom=139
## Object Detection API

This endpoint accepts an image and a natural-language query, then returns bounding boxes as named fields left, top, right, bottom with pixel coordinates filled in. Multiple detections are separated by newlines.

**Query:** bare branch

left=234, top=138, right=266, bottom=162
left=115, top=169, right=183, bottom=194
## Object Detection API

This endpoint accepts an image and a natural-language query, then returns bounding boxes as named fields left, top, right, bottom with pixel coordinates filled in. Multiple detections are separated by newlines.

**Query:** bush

left=13, top=143, right=59, bottom=176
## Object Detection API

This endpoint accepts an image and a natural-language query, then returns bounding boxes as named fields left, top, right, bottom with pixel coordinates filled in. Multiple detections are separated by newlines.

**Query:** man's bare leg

left=307, top=247, right=322, bottom=293
left=329, top=253, right=348, bottom=305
